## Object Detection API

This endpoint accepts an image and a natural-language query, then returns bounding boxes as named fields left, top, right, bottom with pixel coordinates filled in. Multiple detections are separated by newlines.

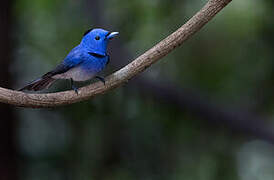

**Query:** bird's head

left=80, top=28, right=119, bottom=56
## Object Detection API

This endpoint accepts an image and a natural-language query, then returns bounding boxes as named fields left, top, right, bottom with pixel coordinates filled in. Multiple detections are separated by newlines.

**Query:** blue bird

left=19, top=28, right=119, bottom=93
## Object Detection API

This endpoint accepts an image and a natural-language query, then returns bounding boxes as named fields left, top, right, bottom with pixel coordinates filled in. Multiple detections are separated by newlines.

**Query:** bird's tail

left=18, top=76, right=56, bottom=91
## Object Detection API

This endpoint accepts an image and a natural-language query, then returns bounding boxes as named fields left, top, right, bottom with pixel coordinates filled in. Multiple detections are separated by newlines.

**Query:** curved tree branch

left=0, top=0, right=232, bottom=108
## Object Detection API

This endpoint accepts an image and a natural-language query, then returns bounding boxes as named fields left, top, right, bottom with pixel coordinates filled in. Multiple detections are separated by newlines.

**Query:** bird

left=18, top=28, right=119, bottom=94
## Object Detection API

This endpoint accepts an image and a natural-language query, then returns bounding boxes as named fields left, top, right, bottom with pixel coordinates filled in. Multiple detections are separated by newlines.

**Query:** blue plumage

left=19, top=28, right=119, bottom=93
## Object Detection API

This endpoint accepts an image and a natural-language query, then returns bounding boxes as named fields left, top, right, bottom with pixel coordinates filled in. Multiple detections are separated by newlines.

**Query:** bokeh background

left=1, top=0, right=274, bottom=179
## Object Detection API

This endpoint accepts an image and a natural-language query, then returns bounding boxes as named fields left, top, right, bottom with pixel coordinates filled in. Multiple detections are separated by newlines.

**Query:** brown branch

left=0, top=0, right=232, bottom=108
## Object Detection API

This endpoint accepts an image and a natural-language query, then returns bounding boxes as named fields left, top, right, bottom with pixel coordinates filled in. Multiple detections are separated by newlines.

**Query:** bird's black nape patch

left=83, top=28, right=92, bottom=36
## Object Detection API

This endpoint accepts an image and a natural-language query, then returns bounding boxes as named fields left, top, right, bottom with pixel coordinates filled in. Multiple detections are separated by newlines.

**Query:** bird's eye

left=95, top=36, right=100, bottom=40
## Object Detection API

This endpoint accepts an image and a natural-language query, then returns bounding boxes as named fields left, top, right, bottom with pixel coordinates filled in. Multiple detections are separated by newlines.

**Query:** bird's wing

left=43, top=46, right=84, bottom=78
left=42, top=63, right=72, bottom=78
left=19, top=54, right=84, bottom=91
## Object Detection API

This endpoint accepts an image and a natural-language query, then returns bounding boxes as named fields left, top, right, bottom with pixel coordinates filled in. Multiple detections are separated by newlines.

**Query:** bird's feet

left=72, top=85, right=79, bottom=94
left=70, top=78, right=79, bottom=94
left=95, top=76, right=105, bottom=85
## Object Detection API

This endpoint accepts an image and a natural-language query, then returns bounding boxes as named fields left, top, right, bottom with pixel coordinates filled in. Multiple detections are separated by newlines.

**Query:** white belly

left=52, top=66, right=96, bottom=81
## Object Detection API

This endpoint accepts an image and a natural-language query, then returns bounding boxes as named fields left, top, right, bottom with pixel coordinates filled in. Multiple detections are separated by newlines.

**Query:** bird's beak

left=107, top=32, right=119, bottom=39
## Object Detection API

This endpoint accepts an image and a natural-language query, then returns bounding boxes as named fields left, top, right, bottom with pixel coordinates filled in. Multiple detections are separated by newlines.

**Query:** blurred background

left=1, top=0, right=274, bottom=179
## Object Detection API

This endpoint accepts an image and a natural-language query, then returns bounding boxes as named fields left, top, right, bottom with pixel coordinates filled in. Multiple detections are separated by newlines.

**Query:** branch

left=0, top=0, right=232, bottom=108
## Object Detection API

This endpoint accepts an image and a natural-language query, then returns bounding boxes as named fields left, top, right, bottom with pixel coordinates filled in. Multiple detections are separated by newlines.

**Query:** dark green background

left=1, top=0, right=274, bottom=179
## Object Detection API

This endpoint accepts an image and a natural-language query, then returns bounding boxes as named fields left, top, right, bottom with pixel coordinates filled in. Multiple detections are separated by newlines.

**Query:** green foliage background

left=12, top=0, right=274, bottom=179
